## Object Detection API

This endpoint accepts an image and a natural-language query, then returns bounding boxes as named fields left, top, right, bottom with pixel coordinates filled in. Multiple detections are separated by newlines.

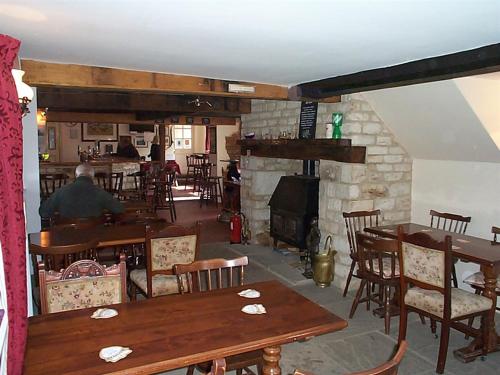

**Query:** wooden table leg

left=263, top=345, right=281, bottom=375
left=454, top=264, right=500, bottom=362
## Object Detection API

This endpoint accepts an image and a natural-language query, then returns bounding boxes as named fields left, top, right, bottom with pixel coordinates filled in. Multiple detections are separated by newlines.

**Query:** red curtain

left=0, top=34, right=27, bottom=375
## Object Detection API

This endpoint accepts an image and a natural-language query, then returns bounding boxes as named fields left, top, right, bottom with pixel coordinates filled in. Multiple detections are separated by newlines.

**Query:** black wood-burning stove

left=268, top=161, right=319, bottom=252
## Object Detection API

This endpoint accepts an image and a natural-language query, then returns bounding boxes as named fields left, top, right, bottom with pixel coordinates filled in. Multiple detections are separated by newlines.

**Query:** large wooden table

left=28, top=222, right=167, bottom=254
left=365, top=222, right=500, bottom=362
left=24, top=280, right=347, bottom=375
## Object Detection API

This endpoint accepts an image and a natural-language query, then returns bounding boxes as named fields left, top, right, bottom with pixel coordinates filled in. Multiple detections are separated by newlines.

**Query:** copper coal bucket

left=313, top=235, right=337, bottom=288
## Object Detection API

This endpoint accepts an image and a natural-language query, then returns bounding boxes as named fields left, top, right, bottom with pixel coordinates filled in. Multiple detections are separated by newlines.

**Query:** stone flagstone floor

left=161, top=242, right=500, bottom=375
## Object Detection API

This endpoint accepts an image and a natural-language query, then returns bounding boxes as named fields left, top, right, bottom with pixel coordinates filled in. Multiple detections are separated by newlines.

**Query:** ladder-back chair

left=174, top=256, right=263, bottom=375
left=342, top=210, right=381, bottom=297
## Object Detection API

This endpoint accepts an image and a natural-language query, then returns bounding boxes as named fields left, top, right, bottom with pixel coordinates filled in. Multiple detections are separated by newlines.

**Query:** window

left=173, top=125, right=192, bottom=149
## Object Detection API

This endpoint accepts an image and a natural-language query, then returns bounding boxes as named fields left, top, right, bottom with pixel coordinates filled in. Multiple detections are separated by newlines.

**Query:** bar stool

left=153, top=171, right=176, bottom=222
left=184, top=155, right=197, bottom=190
left=199, top=164, right=223, bottom=207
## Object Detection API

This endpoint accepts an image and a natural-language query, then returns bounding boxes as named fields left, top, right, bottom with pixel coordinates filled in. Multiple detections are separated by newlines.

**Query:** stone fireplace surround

left=240, top=94, right=412, bottom=290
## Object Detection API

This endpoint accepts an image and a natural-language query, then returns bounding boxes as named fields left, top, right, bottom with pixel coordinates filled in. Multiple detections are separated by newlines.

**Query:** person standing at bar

left=116, top=136, right=140, bottom=159
left=148, top=135, right=160, bottom=161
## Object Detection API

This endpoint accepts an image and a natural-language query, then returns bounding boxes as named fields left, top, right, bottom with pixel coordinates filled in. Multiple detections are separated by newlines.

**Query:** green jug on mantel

left=332, top=112, right=343, bottom=139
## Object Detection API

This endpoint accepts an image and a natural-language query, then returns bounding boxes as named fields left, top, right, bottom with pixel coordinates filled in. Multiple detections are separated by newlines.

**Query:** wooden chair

left=173, top=256, right=263, bottom=375
left=293, top=341, right=407, bottom=375
left=40, top=173, right=68, bottom=201
left=429, top=209, right=471, bottom=288
left=342, top=210, right=381, bottom=298
left=350, top=233, right=399, bottom=334
left=34, top=220, right=101, bottom=273
left=95, top=171, right=123, bottom=197
left=38, top=254, right=126, bottom=314
left=464, top=226, right=500, bottom=337
left=397, top=227, right=491, bottom=374
left=122, top=170, right=147, bottom=200
left=129, top=222, right=201, bottom=299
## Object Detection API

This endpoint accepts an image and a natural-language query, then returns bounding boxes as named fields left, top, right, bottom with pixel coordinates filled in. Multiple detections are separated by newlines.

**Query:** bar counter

left=40, top=158, right=143, bottom=189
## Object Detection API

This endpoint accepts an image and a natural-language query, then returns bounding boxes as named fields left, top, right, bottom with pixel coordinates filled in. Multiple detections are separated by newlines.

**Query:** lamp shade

left=11, top=69, right=34, bottom=101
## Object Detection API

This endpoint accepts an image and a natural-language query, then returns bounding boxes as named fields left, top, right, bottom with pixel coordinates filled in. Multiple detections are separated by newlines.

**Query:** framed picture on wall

left=134, top=136, right=148, bottom=148
left=48, top=127, right=56, bottom=150
left=99, top=141, right=117, bottom=154
left=81, top=123, right=118, bottom=141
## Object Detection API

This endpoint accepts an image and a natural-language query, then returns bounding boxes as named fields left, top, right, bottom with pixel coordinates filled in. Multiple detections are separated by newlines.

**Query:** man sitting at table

left=39, top=163, right=124, bottom=220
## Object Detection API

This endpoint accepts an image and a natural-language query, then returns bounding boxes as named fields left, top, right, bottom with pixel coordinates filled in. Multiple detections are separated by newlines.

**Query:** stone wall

left=240, top=94, right=412, bottom=290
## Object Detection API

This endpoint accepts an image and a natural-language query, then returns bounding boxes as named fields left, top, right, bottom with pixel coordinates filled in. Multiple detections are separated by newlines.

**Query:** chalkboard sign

left=298, top=101, right=318, bottom=139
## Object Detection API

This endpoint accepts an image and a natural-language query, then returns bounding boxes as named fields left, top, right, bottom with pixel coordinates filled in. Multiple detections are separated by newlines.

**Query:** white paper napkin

left=99, top=346, right=132, bottom=363
left=238, top=289, right=261, bottom=299
left=241, top=304, right=267, bottom=315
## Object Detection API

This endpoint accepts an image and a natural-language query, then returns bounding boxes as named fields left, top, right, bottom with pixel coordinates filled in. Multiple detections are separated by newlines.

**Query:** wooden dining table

left=121, top=200, right=153, bottom=213
left=28, top=221, right=168, bottom=254
left=24, top=280, right=347, bottom=375
left=365, top=222, right=500, bottom=363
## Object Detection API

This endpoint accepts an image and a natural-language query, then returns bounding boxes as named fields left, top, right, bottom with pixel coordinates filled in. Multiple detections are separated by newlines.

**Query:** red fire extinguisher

left=230, top=213, right=242, bottom=244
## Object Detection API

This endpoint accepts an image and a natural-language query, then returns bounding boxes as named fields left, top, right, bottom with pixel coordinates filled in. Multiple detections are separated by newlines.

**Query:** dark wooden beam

left=292, top=43, right=500, bottom=98
left=165, top=116, right=238, bottom=126
left=238, top=139, right=365, bottom=163
left=37, top=88, right=251, bottom=115
left=46, top=111, right=139, bottom=123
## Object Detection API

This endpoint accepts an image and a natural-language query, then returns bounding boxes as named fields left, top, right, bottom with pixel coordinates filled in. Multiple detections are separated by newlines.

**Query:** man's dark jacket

left=39, top=176, right=124, bottom=219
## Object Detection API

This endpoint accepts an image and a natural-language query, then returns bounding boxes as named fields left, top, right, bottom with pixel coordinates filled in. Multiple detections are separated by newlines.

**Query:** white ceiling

left=1, top=0, right=499, bottom=86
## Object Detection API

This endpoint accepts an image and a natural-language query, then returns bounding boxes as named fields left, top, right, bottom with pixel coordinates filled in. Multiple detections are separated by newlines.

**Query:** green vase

left=332, top=113, right=343, bottom=139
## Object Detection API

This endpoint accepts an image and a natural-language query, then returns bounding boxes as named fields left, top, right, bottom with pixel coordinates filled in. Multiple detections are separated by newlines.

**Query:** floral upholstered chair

left=38, top=254, right=126, bottom=314
left=397, top=227, right=492, bottom=374
left=130, top=222, right=201, bottom=299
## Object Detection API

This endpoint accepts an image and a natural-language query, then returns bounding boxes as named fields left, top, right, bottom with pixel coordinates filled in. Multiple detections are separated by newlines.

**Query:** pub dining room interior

left=0, top=1, right=499, bottom=375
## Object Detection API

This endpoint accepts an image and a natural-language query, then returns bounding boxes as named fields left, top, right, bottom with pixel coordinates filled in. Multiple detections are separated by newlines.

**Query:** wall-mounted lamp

left=11, top=69, right=34, bottom=117
left=36, top=108, right=47, bottom=127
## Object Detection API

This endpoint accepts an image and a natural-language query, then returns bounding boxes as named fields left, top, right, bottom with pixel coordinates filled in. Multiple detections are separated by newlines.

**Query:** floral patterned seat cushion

left=405, top=287, right=492, bottom=319
left=463, top=272, right=500, bottom=291
left=130, top=269, right=186, bottom=297
left=46, top=275, right=122, bottom=314
left=365, top=258, right=400, bottom=279
left=150, top=235, right=197, bottom=271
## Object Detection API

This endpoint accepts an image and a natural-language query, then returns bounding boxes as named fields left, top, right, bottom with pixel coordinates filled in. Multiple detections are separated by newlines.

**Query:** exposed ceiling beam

left=46, top=111, right=238, bottom=126
left=22, top=59, right=289, bottom=100
left=292, top=43, right=500, bottom=98
left=165, top=116, right=238, bottom=126
left=37, top=88, right=251, bottom=115
left=46, top=112, right=147, bottom=124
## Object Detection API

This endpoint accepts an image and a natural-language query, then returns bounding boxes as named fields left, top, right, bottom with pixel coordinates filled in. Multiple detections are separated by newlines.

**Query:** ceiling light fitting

left=188, top=96, right=213, bottom=108
left=12, top=69, right=34, bottom=117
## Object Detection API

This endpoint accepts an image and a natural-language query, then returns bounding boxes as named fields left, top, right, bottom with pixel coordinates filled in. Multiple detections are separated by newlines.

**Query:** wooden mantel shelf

left=238, top=138, right=366, bottom=163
